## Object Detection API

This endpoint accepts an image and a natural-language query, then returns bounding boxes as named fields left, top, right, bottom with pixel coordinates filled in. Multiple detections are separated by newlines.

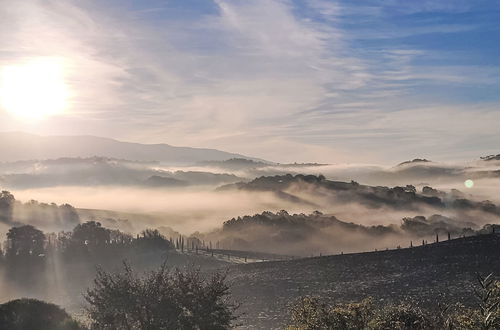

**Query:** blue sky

left=0, top=0, right=499, bottom=164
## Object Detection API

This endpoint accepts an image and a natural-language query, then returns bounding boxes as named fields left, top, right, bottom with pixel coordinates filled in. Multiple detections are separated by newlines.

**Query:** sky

left=0, top=0, right=499, bottom=164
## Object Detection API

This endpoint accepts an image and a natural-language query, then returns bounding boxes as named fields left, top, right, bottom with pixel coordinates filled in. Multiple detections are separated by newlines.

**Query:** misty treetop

left=203, top=209, right=495, bottom=256
left=223, top=174, right=500, bottom=216
left=0, top=190, right=79, bottom=230
left=2, top=183, right=498, bottom=259
left=1, top=221, right=175, bottom=263
left=5, top=225, right=45, bottom=258
left=227, top=174, right=500, bottom=216
left=0, top=220, right=182, bottom=306
left=0, top=221, right=177, bottom=293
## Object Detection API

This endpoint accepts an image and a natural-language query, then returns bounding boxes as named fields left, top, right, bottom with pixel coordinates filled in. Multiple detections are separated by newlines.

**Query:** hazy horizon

left=1, top=1, right=499, bottom=164
left=0, top=130, right=497, bottom=166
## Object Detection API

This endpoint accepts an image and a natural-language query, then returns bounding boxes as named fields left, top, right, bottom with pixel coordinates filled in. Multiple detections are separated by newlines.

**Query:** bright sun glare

left=0, top=57, right=69, bottom=119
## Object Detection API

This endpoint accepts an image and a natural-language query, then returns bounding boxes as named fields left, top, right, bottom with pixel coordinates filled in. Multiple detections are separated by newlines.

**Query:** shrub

left=287, top=297, right=374, bottom=330
left=287, top=297, right=335, bottom=330
left=367, top=303, right=436, bottom=330
left=84, top=262, right=238, bottom=330
left=287, top=275, right=500, bottom=330
left=0, top=298, right=83, bottom=330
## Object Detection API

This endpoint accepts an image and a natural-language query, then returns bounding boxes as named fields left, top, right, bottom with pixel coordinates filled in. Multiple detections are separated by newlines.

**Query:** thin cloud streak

left=0, top=0, right=498, bottom=163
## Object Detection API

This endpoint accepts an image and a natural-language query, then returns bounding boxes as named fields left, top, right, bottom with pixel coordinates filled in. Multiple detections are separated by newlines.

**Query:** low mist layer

left=3, top=172, right=500, bottom=257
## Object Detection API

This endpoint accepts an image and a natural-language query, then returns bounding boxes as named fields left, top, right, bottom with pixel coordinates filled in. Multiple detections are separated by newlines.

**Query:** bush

left=367, top=303, right=436, bottom=330
left=287, top=296, right=335, bottom=330
left=0, top=298, right=83, bottom=330
left=287, top=274, right=500, bottom=330
left=84, top=262, right=238, bottom=330
left=287, top=297, right=374, bottom=330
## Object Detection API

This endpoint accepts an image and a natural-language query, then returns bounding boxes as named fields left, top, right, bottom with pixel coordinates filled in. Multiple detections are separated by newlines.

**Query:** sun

left=0, top=57, right=69, bottom=119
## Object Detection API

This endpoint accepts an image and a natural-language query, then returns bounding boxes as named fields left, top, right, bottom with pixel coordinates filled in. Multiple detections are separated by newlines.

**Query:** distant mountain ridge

left=0, top=132, right=261, bottom=164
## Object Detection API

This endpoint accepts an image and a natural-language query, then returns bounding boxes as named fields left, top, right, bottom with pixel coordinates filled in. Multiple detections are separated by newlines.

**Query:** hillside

left=221, top=174, right=500, bottom=217
left=0, top=156, right=244, bottom=189
left=0, top=132, right=260, bottom=164
left=197, top=210, right=486, bottom=256
left=228, top=233, right=500, bottom=329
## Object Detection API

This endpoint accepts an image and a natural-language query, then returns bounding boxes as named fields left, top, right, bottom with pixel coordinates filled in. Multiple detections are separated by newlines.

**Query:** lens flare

left=464, top=179, right=474, bottom=188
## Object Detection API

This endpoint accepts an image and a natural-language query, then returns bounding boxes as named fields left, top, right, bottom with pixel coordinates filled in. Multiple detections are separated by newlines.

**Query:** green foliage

left=0, top=298, right=84, bottom=330
left=84, top=262, right=238, bottom=330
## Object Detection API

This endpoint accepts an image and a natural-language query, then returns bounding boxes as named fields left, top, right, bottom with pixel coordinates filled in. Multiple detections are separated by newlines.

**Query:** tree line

left=0, top=221, right=174, bottom=263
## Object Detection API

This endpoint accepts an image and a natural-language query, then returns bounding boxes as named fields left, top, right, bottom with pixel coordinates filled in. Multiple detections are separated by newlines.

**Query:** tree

left=405, top=185, right=417, bottom=194
left=71, top=221, right=110, bottom=249
left=0, top=298, right=83, bottom=330
left=0, top=190, right=15, bottom=223
left=58, top=204, right=80, bottom=230
left=6, top=225, right=45, bottom=258
left=85, top=263, right=238, bottom=330
left=4, top=225, right=47, bottom=287
left=133, top=229, right=173, bottom=251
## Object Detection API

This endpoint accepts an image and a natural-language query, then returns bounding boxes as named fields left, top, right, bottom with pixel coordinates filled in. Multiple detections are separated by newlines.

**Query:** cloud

left=0, top=0, right=499, bottom=164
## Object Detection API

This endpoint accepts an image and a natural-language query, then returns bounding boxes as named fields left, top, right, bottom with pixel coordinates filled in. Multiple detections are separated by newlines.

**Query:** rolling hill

left=228, top=233, right=500, bottom=329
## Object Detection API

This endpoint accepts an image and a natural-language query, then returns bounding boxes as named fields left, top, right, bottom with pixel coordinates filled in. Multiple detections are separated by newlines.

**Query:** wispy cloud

left=0, top=0, right=498, bottom=163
